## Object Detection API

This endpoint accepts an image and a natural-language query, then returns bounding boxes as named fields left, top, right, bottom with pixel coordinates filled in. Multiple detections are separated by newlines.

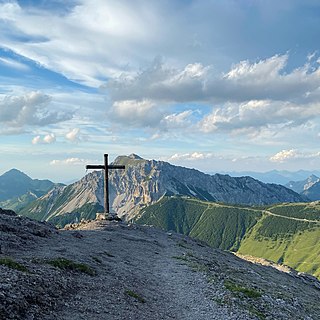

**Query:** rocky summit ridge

left=19, top=154, right=306, bottom=225
left=1, top=208, right=320, bottom=320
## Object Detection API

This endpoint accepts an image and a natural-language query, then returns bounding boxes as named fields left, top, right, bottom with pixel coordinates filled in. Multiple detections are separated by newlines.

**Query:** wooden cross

left=86, top=154, right=125, bottom=215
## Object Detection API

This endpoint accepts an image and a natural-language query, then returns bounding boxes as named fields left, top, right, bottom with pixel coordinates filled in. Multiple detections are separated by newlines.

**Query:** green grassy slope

left=137, top=197, right=262, bottom=250
left=238, top=203, right=320, bottom=278
left=136, top=197, right=320, bottom=278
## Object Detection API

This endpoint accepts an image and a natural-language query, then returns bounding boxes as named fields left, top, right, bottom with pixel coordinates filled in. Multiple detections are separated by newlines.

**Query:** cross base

left=96, top=212, right=122, bottom=222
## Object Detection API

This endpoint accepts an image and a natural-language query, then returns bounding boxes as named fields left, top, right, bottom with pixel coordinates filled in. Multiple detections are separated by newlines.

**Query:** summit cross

left=86, top=154, right=125, bottom=216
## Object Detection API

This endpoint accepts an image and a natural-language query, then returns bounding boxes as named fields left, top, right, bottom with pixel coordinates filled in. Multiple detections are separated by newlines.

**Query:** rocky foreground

left=1, top=208, right=320, bottom=320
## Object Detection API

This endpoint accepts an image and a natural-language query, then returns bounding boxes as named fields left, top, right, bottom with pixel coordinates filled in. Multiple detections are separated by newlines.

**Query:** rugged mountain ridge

left=19, top=154, right=306, bottom=225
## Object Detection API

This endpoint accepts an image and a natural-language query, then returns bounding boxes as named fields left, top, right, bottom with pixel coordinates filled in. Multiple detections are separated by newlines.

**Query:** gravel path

left=52, top=221, right=251, bottom=320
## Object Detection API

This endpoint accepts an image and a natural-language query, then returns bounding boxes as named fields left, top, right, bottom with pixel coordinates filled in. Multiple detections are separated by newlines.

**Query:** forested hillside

left=136, top=197, right=320, bottom=278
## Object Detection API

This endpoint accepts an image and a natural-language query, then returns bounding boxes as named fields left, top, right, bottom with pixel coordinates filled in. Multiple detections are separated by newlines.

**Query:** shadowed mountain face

left=18, top=154, right=306, bottom=226
left=0, top=169, right=57, bottom=209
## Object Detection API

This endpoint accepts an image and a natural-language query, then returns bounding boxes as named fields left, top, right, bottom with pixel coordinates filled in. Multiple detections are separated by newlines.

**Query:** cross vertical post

left=86, top=153, right=125, bottom=218
left=104, top=153, right=109, bottom=214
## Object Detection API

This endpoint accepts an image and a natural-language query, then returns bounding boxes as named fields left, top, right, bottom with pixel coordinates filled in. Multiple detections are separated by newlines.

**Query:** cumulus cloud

left=169, top=152, right=213, bottom=162
left=105, top=55, right=320, bottom=104
left=199, top=100, right=320, bottom=133
left=109, top=99, right=164, bottom=127
left=103, top=54, right=320, bottom=134
left=105, top=59, right=210, bottom=103
left=43, top=133, right=56, bottom=144
left=32, top=133, right=56, bottom=144
left=270, top=149, right=320, bottom=162
left=160, top=110, right=194, bottom=130
left=65, top=128, right=81, bottom=142
left=270, top=149, right=298, bottom=162
left=31, top=135, right=41, bottom=145
left=50, top=158, right=90, bottom=166
left=0, top=91, right=73, bottom=130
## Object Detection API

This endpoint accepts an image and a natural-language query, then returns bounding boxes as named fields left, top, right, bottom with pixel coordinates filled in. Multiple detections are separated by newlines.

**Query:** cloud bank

left=0, top=91, right=73, bottom=130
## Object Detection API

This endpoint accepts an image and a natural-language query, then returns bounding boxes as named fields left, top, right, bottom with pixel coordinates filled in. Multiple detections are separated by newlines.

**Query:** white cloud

left=31, top=135, right=41, bottom=145
left=105, top=59, right=209, bottom=103
left=160, top=110, right=193, bottom=130
left=43, top=133, right=56, bottom=144
left=169, top=152, right=213, bottom=162
left=105, top=54, right=320, bottom=105
left=109, top=99, right=163, bottom=127
left=50, top=157, right=90, bottom=166
left=32, top=133, right=56, bottom=144
left=270, top=149, right=298, bottom=162
left=65, top=128, right=81, bottom=142
left=0, top=0, right=158, bottom=87
left=199, top=100, right=320, bottom=133
left=225, top=54, right=287, bottom=80
left=0, top=91, right=73, bottom=130
left=270, top=149, right=320, bottom=162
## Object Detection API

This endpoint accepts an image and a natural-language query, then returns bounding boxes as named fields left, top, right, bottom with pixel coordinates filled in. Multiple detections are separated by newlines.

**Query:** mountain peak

left=113, top=154, right=145, bottom=166
left=2, top=168, right=31, bottom=180
left=0, top=169, right=55, bottom=202
left=128, top=153, right=143, bottom=160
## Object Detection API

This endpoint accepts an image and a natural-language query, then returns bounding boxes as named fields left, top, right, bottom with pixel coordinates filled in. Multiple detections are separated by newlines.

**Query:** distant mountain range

left=16, top=154, right=306, bottom=227
left=221, top=170, right=320, bottom=185
left=0, top=169, right=62, bottom=211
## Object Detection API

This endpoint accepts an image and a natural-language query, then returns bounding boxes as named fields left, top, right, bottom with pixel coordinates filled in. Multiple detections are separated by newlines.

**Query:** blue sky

left=0, top=0, right=320, bottom=182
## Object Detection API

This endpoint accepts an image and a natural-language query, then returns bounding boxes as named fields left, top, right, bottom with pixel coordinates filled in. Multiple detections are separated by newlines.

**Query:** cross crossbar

left=85, top=154, right=125, bottom=215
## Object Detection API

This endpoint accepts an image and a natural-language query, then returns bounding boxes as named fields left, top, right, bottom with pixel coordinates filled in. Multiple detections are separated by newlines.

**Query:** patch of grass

left=91, top=256, right=102, bottom=264
left=172, top=255, right=189, bottom=262
left=47, top=258, right=96, bottom=276
left=247, top=305, right=266, bottom=320
left=0, top=257, right=28, bottom=272
left=212, top=296, right=232, bottom=306
left=125, top=290, right=146, bottom=303
left=224, top=280, right=262, bottom=299
left=190, top=261, right=209, bottom=273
